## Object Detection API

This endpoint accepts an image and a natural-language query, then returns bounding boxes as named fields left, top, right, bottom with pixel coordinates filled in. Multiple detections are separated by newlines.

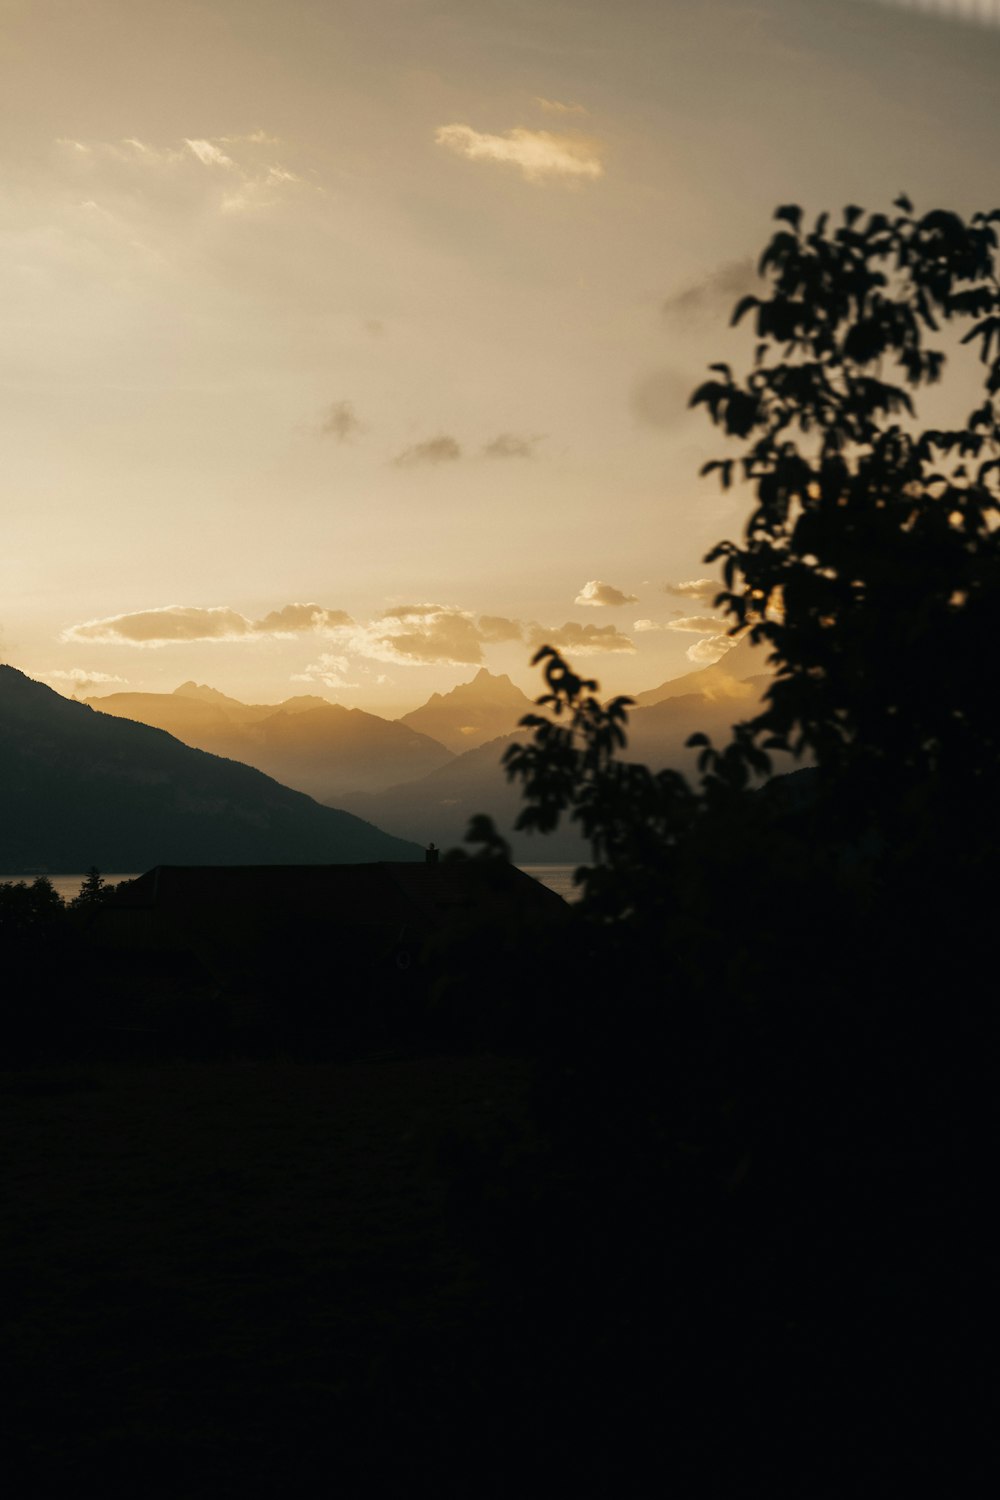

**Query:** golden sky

left=3, top=0, right=999, bottom=714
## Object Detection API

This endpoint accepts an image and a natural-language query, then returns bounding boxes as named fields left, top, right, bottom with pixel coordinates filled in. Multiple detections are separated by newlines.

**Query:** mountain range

left=0, top=666, right=422, bottom=872
left=84, top=683, right=454, bottom=801
left=398, top=669, right=537, bottom=753
left=35, top=642, right=780, bottom=865
left=340, top=640, right=779, bottom=860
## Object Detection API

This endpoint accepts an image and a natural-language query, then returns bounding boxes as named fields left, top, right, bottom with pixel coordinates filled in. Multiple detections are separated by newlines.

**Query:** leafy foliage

left=484, top=200, right=1000, bottom=883
left=692, top=200, right=1000, bottom=799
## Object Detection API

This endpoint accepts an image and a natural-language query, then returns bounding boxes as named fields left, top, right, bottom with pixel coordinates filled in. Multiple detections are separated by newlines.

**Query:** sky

left=2, top=0, right=999, bottom=715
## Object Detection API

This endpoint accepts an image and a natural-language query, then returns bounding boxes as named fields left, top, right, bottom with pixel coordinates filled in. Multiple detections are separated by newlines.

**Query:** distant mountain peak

left=398, top=668, right=535, bottom=753
left=173, top=681, right=234, bottom=703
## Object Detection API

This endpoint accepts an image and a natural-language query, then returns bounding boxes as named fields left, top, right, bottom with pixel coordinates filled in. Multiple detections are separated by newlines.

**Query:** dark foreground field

left=3, top=1038, right=985, bottom=1497
left=3, top=1054, right=543, bottom=1498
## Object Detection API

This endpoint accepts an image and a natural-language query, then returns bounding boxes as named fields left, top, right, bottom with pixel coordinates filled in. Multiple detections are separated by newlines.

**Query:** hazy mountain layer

left=84, top=689, right=453, bottom=799
left=342, top=655, right=781, bottom=861
left=1, top=667, right=422, bottom=871
left=627, top=635, right=769, bottom=708
left=399, top=669, right=536, bottom=753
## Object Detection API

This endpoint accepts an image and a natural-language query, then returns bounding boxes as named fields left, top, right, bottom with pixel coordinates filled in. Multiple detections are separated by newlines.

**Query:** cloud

left=527, top=621, right=635, bottom=656
left=661, top=258, right=755, bottom=323
left=868, top=1, right=1000, bottom=27
left=435, top=124, right=603, bottom=183
left=321, top=400, right=363, bottom=442
left=635, top=609, right=738, bottom=663
left=575, top=579, right=638, bottom=608
left=291, top=653, right=358, bottom=690
left=536, top=98, right=588, bottom=116
left=43, top=668, right=128, bottom=695
left=336, top=604, right=522, bottom=668
left=686, top=635, right=740, bottom=665
left=665, top=578, right=719, bottom=605
left=55, top=132, right=306, bottom=219
left=630, top=367, right=692, bottom=430
left=62, top=603, right=352, bottom=647
left=482, top=432, right=542, bottom=459
left=335, top=603, right=524, bottom=669
left=184, top=138, right=236, bottom=169
left=477, top=616, right=523, bottom=643
left=393, top=435, right=462, bottom=467
left=663, top=615, right=730, bottom=635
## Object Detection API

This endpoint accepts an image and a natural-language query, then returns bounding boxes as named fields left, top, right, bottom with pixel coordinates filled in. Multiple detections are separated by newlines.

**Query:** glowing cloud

left=43, top=668, right=128, bottom=695
left=184, top=139, right=236, bottom=169
left=664, top=615, right=729, bottom=635
left=527, top=621, right=635, bottom=655
left=55, top=132, right=305, bottom=217
left=337, top=605, right=522, bottom=667
left=686, top=635, right=739, bottom=665
left=665, top=579, right=720, bottom=605
left=536, top=98, right=588, bottom=116
left=62, top=604, right=352, bottom=647
left=435, top=124, right=603, bottom=183
left=575, top=580, right=638, bottom=608
left=291, top=653, right=358, bottom=690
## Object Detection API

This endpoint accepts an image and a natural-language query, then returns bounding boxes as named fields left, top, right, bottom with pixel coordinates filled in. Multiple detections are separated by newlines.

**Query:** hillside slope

left=1, top=666, right=422, bottom=870
left=85, top=687, right=453, bottom=798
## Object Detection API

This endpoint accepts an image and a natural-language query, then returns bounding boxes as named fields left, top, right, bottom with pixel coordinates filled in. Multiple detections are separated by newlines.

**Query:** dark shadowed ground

left=2, top=1055, right=539, bottom=1499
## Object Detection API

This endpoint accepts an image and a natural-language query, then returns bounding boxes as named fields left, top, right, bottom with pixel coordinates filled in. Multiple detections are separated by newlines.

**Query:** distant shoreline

left=1, top=863, right=581, bottom=903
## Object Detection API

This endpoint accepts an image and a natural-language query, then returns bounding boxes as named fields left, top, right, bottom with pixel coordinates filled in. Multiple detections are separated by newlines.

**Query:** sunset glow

left=3, top=0, right=998, bottom=716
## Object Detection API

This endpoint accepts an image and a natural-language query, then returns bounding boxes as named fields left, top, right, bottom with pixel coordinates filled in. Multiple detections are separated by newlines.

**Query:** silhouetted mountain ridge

left=0, top=666, right=422, bottom=870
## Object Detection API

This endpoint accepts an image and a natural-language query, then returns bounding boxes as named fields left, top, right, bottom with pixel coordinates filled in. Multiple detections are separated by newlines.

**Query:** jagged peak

left=173, top=681, right=233, bottom=703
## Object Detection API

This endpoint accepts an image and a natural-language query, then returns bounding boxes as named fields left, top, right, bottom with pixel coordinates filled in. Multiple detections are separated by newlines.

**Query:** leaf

left=774, top=204, right=802, bottom=231
left=730, top=294, right=760, bottom=327
left=894, top=193, right=913, bottom=214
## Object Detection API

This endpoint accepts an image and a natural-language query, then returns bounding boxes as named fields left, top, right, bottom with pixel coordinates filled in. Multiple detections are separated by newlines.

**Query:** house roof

left=105, top=861, right=566, bottom=932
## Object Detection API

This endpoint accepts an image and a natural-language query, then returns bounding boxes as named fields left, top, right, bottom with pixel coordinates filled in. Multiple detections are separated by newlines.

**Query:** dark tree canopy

left=487, top=199, right=1000, bottom=899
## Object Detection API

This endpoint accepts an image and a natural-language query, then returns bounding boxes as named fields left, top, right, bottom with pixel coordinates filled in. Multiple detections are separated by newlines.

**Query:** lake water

left=4, top=864, right=582, bottom=903
left=518, top=864, right=581, bottom=902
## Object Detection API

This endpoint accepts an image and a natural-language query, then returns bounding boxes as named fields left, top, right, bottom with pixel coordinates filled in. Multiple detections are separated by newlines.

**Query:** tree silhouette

left=72, top=866, right=106, bottom=908
left=488, top=199, right=1000, bottom=891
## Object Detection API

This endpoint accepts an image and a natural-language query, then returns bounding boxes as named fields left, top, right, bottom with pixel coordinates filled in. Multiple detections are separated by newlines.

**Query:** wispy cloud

left=575, top=580, right=638, bottom=608
left=393, top=435, right=462, bottom=467
left=662, top=259, right=755, bottom=324
left=482, top=432, right=542, bottom=459
left=54, top=131, right=306, bottom=219
left=435, top=124, right=603, bottom=183
left=62, top=603, right=352, bottom=647
left=527, top=621, right=635, bottom=655
left=184, top=138, right=236, bottom=169
left=536, top=98, right=588, bottom=116
left=320, top=400, right=363, bottom=442
left=42, top=668, right=128, bottom=696
left=291, top=653, right=358, bottom=690
left=868, top=0, right=1000, bottom=26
